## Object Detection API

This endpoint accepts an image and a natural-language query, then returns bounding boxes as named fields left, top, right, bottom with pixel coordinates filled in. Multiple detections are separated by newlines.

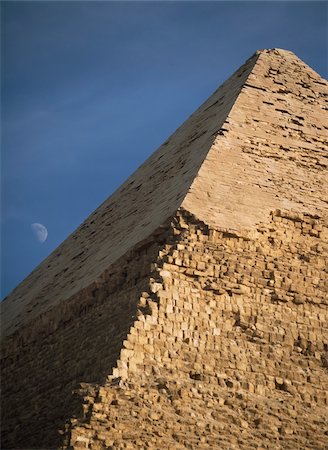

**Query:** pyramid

left=1, top=49, right=328, bottom=449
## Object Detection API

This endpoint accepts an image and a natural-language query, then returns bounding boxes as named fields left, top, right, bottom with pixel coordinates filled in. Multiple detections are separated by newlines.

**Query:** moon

left=31, top=223, right=48, bottom=243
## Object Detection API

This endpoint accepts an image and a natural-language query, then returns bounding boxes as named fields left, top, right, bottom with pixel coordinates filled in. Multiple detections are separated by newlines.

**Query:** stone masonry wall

left=1, top=224, right=173, bottom=449
left=2, top=50, right=327, bottom=450
left=64, top=208, right=328, bottom=450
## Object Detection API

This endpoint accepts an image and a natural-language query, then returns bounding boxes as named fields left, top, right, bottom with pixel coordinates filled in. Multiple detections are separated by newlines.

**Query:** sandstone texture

left=1, top=49, right=327, bottom=450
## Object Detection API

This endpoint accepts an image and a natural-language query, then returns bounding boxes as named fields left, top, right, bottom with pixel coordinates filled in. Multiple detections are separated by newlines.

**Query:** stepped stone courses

left=1, top=48, right=327, bottom=449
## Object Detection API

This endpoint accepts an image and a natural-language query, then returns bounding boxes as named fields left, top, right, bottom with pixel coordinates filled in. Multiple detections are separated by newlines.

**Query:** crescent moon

left=31, top=223, right=48, bottom=243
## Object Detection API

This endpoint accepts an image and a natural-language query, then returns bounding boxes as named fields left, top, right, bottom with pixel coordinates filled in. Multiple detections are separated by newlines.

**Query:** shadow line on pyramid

left=1, top=218, right=179, bottom=448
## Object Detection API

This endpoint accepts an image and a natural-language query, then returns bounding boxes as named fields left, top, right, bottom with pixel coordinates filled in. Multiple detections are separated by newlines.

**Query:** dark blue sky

left=1, top=1, right=327, bottom=298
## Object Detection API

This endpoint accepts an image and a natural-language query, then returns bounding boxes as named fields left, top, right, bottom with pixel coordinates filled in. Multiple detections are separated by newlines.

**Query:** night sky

left=1, top=1, right=327, bottom=298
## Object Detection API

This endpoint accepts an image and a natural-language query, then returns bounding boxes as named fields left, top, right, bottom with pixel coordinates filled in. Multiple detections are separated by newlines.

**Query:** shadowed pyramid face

left=1, top=49, right=328, bottom=450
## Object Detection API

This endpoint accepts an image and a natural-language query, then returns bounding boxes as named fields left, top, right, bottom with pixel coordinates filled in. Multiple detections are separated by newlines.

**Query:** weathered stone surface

left=1, top=49, right=327, bottom=449
left=68, top=209, right=325, bottom=450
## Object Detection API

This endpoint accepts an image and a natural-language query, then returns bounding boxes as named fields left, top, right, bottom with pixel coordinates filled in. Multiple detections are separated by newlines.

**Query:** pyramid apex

left=255, top=48, right=297, bottom=57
